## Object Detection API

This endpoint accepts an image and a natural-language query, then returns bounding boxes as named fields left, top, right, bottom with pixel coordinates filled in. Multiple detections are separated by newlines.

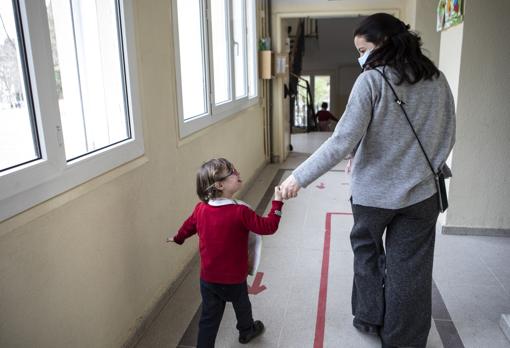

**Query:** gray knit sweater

left=293, top=67, right=456, bottom=209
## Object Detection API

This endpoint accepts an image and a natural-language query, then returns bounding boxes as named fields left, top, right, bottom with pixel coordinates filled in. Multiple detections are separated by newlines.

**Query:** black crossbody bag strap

left=373, top=67, right=448, bottom=212
left=374, top=68, right=435, bottom=174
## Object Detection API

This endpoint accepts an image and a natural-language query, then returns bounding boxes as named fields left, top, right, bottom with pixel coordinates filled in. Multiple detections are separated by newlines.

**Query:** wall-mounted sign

left=437, top=0, right=464, bottom=32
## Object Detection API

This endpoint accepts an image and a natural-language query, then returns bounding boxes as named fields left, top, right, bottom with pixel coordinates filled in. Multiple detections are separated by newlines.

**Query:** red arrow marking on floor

left=314, top=212, right=352, bottom=348
left=316, top=182, right=325, bottom=189
left=248, top=272, right=267, bottom=295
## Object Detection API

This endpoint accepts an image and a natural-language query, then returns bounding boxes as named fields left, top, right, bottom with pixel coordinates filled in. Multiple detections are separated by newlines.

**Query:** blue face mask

left=357, top=49, right=372, bottom=68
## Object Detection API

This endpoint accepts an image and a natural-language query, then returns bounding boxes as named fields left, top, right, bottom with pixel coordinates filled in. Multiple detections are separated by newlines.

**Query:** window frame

left=173, top=0, right=259, bottom=138
left=0, top=0, right=144, bottom=221
left=246, top=0, right=258, bottom=99
left=208, top=0, right=233, bottom=108
left=231, top=0, right=248, bottom=100
left=172, top=0, right=212, bottom=137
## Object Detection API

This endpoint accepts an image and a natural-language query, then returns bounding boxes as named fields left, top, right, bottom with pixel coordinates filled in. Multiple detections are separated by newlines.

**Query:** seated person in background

left=315, top=102, right=338, bottom=131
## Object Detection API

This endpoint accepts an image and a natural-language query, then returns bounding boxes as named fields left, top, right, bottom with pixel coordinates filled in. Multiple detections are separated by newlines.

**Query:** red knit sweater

left=173, top=200, right=284, bottom=284
left=316, top=110, right=337, bottom=122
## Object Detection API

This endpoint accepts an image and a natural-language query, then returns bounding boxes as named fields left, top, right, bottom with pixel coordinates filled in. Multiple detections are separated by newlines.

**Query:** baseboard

left=122, top=253, right=200, bottom=348
left=500, top=314, right=510, bottom=342
left=442, top=225, right=510, bottom=237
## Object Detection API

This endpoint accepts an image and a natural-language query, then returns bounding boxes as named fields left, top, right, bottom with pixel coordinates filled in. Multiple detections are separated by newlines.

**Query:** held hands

left=279, top=174, right=301, bottom=200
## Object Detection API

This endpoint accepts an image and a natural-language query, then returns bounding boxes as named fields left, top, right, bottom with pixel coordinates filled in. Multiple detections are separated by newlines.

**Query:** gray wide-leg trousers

left=350, top=194, right=439, bottom=347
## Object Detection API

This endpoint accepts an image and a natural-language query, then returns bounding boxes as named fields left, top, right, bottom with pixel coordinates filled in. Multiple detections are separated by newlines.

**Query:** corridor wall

left=440, top=0, right=510, bottom=236
left=0, top=1, right=268, bottom=347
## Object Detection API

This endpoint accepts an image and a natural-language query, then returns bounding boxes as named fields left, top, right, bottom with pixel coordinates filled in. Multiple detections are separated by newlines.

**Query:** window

left=173, top=0, right=258, bottom=137
left=210, top=0, right=231, bottom=105
left=47, top=0, right=131, bottom=160
left=175, top=0, right=208, bottom=120
left=314, top=75, right=331, bottom=111
left=292, top=74, right=331, bottom=129
left=232, top=0, right=247, bottom=99
left=0, top=0, right=143, bottom=221
left=0, top=0, right=40, bottom=172
left=246, top=0, right=257, bottom=99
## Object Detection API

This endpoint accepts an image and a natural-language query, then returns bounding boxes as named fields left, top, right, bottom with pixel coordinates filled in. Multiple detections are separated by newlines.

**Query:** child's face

left=217, top=167, right=242, bottom=197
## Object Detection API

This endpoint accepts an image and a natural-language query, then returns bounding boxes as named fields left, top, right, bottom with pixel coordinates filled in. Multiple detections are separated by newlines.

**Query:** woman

left=279, top=13, right=456, bottom=348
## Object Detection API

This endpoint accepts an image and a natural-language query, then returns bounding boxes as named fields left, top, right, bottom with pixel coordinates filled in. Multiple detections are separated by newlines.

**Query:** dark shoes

left=352, top=317, right=380, bottom=336
left=239, top=320, right=265, bottom=344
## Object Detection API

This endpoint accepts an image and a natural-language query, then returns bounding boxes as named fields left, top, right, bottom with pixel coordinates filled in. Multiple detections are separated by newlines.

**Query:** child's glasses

left=216, top=168, right=239, bottom=181
left=205, top=168, right=240, bottom=192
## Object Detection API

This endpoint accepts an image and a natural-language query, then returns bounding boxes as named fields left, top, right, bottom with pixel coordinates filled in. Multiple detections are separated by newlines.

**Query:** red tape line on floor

left=314, top=212, right=352, bottom=348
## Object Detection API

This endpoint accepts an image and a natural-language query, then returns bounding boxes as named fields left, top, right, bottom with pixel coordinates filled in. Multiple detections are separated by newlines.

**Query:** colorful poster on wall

left=437, top=0, right=464, bottom=32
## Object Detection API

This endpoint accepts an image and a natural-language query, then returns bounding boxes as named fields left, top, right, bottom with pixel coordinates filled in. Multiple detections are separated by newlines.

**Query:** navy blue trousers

left=197, top=279, right=254, bottom=348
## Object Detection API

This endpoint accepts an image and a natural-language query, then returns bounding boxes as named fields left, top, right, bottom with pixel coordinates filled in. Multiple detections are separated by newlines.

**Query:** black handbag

left=374, top=68, right=448, bottom=212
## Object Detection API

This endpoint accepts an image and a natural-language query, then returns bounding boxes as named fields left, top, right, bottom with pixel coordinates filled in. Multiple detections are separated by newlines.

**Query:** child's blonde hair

left=196, top=158, right=235, bottom=202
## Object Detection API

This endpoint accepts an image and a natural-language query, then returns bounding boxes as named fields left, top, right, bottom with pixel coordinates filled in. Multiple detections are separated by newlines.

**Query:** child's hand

left=274, top=186, right=283, bottom=201
left=166, top=237, right=175, bottom=243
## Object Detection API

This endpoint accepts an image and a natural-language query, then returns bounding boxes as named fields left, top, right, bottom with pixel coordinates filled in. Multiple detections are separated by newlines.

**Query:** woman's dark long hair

left=354, top=13, right=439, bottom=85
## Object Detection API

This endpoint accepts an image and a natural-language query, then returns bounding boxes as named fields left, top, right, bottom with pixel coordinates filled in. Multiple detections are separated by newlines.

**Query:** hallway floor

left=135, top=133, right=510, bottom=348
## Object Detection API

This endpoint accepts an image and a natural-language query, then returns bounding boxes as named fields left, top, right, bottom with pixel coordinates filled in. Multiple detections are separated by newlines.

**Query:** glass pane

left=232, top=0, right=246, bottom=99
left=246, top=0, right=257, bottom=98
left=0, top=0, right=39, bottom=171
left=46, top=0, right=130, bottom=160
left=176, top=0, right=207, bottom=120
left=314, top=75, right=330, bottom=111
left=294, top=76, right=309, bottom=127
left=210, top=0, right=230, bottom=105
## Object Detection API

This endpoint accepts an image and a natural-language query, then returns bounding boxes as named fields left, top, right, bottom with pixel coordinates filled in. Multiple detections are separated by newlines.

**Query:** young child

left=167, top=158, right=284, bottom=347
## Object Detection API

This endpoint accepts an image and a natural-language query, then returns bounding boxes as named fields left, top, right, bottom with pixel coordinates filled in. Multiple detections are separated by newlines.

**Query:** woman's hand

left=346, top=159, right=352, bottom=174
left=280, top=175, right=301, bottom=199
left=165, top=237, right=175, bottom=243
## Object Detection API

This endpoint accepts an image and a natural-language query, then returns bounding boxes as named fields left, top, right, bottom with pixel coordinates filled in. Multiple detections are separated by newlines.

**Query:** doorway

left=292, top=74, right=331, bottom=131
left=283, top=16, right=365, bottom=153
